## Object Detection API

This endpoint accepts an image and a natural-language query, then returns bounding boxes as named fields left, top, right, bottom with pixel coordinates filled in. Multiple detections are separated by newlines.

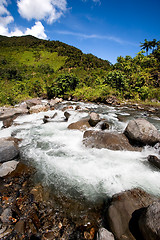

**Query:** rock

left=106, top=96, right=119, bottom=105
left=148, top=155, right=160, bottom=169
left=0, top=107, right=28, bottom=121
left=75, top=106, right=81, bottom=110
left=105, top=188, right=156, bottom=240
left=43, top=115, right=50, bottom=123
left=2, top=118, right=13, bottom=128
left=139, top=200, right=160, bottom=240
left=83, top=130, right=140, bottom=151
left=25, top=98, right=42, bottom=109
left=88, top=112, right=100, bottom=127
left=49, top=98, right=63, bottom=108
left=68, top=119, right=90, bottom=131
left=15, top=219, right=25, bottom=234
left=29, top=105, right=48, bottom=114
left=64, top=111, right=71, bottom=121
left=0, top=208, right=12, bottom=223
left=0, top=160, right=19, bottom=177
left=97, top=228, right=115, bottom=240
left=99, top=121, right=110, bottom=130
left=0, top=140, right=19, bottom=163
left=124, top=118, right=160, bottom=146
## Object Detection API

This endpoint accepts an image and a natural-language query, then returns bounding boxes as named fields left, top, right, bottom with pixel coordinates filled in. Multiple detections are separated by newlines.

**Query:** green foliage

left=46, top=74, right=79, bottom=99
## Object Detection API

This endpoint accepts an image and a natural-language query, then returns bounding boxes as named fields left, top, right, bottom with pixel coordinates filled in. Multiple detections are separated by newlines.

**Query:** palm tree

left=140, top=39, right=151, bottom=56
left=150, top=39, right=157, bottom=52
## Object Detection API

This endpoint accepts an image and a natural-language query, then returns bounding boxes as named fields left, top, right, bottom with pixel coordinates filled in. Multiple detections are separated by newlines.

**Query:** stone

left=148, top=155, right=160, bottom=169
left=83, top=130, right=140, bottom=151
left=0, top=140, right=19, bottom=163
left=0, top=107, right=28, bottom=121
left=15, top=219, right=25, bottom=234
left=0, top=208, right=12, bottom=223
left=106, top=96, right=119, bottom=105
left=68, top=119, right=90, bottom=131
left=88, top=112, right=100, bottom=127
left=25, top=98, right=42, bottom=109
left=124, top=118, right=160, bottom=146
left=49, top=98, right=63, bottom=108
left=2, top=118, right=13, bottom=128
left=99, top=121, right=110, bottom=130
left=64, top=111, right=71, bottom=121
left=0, top=160, right=19, bottom=177
left=105, top=188, right=156, bottom=240
left=29, top=105, right=48, bottom=114
left=139, top=200, right=160, bottom=240
left=97, top=228, right=115, bottom=240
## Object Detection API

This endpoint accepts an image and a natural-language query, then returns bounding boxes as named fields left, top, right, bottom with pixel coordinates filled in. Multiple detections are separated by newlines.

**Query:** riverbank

left=0, top=98, right=160, bottom=239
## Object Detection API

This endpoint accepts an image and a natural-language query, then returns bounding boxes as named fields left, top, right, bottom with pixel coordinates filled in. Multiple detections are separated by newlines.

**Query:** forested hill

left=0, top=35, right=111, bottom=70
left=0, top=35, right=159, bottom=106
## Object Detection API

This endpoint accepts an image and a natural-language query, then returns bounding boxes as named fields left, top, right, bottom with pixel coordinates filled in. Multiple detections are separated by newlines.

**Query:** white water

left=1, top=102, right=160, bottom=201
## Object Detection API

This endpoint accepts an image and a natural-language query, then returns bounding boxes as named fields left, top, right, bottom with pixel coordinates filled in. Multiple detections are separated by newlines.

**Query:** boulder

left=97, top=228, right=115, bottom=240
left=68, top=119, right=90, bottom=131
left=105, top=188, right=157, bottom=240
left=124, top=118, right=160, bottom=146
left=25, top=98, right=42, bottom=109
left=29, top=105, right=49, bottom=114
left=0, top=107, right=28, bottom=121
left=83, top=130, right=140, bottom=151
left=99, top=121, right=110, bottom=130
left=49, top=98, right=63, bottom=108
left=139, top=200, right=160, bottom=240
left=88, top=112, right=100, bottom=127
left=0, top=160, right=19, bottom=177
left=106, top=96, right=119, bottom=105
left=147, top=155, right=160, bottom=169
left=0, top=139, right=19, bottom=163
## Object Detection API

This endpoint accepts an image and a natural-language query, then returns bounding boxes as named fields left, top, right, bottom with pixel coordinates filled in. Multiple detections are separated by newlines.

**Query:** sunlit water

left=1, top=102, right=160, bottom=203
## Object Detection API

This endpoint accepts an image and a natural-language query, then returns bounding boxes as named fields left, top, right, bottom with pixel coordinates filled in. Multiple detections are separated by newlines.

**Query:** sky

left=0, top=0, right=160, bottom=63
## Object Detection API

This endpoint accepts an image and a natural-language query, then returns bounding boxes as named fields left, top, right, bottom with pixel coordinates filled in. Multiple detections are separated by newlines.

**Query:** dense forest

left=0, top=35, right=159, bottom=106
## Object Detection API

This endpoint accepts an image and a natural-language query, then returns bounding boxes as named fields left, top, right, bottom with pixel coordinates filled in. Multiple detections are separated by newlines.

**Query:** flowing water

left=0, top=101, right=160, bottom=221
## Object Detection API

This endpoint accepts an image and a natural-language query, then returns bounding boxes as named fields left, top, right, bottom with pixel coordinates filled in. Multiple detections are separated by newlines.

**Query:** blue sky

left=0, top=0, right=160, bottom=63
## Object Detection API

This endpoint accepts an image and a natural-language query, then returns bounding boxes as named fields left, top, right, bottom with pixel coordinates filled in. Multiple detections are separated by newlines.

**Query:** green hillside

left=0, top=35, right=159, bottom=105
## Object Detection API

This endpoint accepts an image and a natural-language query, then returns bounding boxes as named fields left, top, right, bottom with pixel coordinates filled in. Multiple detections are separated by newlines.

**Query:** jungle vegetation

left=0, top=35, right=159, bottom=106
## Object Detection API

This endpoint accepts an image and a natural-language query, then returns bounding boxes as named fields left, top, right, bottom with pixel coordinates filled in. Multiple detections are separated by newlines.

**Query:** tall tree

left=140, top=39, right=151, bottom=56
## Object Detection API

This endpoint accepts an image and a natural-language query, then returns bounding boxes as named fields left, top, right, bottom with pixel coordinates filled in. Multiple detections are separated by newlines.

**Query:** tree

left=140, top=39, right=152, bottom=56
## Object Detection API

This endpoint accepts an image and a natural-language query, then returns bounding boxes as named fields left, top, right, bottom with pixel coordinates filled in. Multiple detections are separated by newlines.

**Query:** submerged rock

left=139, top=200, right=160, bottom=240
left=124, top=118, right=160, bottom=146
left=105, top=188, right=157, bottom=240
left=0, top=160, right=19, bottom=177
left=0, top=139, right=19, bottom=163
left=83, top=130, right=140, bottom=151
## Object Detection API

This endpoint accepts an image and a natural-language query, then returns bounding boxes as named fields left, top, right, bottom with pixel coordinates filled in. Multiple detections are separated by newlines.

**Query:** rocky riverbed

left=0, top=98, right=160, bottom=239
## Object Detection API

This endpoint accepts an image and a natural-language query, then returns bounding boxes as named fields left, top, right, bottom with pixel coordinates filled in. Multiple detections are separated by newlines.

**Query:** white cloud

left=0, top=1, right=47, bottom=39
left=17, top=0, right=67, bottom=24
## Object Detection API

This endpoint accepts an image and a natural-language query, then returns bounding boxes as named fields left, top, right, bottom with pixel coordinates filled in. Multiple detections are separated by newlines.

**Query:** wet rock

left=15, top=219, right=25, bottom=234
left=124, top=118, right=160, bottom=146
left=29, top=105, right=49, bottom=114
left=68, top=119, right=90, bottom=131
left=2, top=118, right=14, bottom=128
left=0, top=139, right=19, bottom=163
left=97, top=228, right=115, bottom=240
left=139, top=200, right=160, bottom=240
left=25, top=98, right=42, bottom=109
left=106, top=96, right=119, bottom=106
left=99, top=121, right=110, bottom=130
left=0, top=107, right=28, bottom=121
left=105, top=188, right=156, bottom=240
left=88, top=112, right=100, bottom=127
left=0, top=160, right=19, bottom=177
left=0, top=208, right=12, bottom=223
left=75, top=106, right=81, bottom=110
left=49, top=98, right=63, bottom=108
left=64, top=111, right=71, bottom=121
left=148, top=155, right=160, bottom=169
left=83, top=130, right=140, bottom=151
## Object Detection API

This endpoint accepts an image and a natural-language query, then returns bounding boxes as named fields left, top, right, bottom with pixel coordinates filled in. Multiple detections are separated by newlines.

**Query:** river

left=0, top=101, right=160, bottom=222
